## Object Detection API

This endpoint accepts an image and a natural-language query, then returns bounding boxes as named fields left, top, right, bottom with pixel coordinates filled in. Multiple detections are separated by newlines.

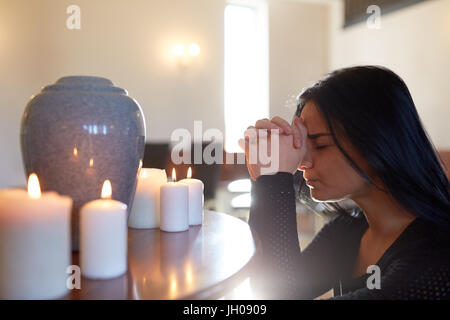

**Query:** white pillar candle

left=179, top=167, right=204, bottom=226
left=80, top=180, right=128, bottom=279
left=0, top=174, right=72, bottom=300
left=160, top=168, right=189, bottom=232
left=128, top=168, right=167, bottom=229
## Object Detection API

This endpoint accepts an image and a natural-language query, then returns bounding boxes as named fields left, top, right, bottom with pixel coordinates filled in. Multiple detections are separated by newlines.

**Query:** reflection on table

left=67, top=210, right=259, bottom=300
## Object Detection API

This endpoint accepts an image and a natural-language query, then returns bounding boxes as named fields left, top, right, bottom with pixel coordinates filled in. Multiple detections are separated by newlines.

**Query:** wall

left=268, top=0, right=329, bottom=120
left=329, top=0, right=450, bottom=152
left=0, top=0, right=331, bottom=188
left=0, top=0, right=225, bottom=188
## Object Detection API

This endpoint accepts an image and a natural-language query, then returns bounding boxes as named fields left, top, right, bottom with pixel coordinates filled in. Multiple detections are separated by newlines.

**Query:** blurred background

left=1, top=1, right=449, bottom=290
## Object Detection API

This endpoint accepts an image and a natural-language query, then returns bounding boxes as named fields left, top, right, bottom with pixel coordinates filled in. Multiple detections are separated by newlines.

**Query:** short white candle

left=129, top=168, right=167, bottom=229
left=179, top=167, right=204, bottom=226
left=160, top=168, right=189, bottom=232
left=80, top=180, right=128, bottom=279
left=0, top=174, right=72, bottom=299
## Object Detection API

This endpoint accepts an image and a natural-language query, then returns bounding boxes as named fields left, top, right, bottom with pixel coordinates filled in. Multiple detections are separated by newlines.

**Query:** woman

left=240, top=66, right=450, bottom=299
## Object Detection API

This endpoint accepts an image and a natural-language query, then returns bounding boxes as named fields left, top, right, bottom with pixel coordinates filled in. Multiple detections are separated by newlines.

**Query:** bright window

left=224, top=0, right=269, bottom=153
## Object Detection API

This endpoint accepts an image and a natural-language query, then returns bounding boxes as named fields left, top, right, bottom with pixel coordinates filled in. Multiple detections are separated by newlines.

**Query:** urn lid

left=42, top=76, right=127, bottom=94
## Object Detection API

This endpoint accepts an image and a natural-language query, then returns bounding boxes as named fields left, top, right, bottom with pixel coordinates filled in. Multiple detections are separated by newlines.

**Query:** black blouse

left=248, top=172, right=450, bottom=299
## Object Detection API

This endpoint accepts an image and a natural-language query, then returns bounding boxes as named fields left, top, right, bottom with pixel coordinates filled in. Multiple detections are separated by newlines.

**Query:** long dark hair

left=295, top=65, right=450, bottom=229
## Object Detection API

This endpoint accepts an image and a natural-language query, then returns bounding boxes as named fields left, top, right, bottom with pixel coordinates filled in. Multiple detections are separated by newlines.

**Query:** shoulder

left=406, top=218, right=450, bottom=255
left=386, top=218, right=450, bottom=269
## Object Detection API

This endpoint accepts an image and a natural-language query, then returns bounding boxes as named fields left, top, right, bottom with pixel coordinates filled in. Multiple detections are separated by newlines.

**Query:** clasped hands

left=238, top=116, right=308, bottom=181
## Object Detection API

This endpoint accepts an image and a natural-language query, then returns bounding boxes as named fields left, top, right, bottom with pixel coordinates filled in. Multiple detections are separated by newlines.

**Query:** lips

left=305, top=179, right=318, bottom=187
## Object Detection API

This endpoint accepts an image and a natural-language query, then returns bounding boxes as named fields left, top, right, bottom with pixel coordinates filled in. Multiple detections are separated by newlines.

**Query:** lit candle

left=179, top=167, right=204, bottom=226
left=0, top=174, right=72, bottom=299
left=160, top=168, right=189, bottom=232
left=128, top=168, right=167, bottom=229
left=80, top=180, right=128, bottom=279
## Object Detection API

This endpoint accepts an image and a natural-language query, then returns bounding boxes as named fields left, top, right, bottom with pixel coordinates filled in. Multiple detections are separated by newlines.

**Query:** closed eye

left=316, top=145, right=327, bottom=150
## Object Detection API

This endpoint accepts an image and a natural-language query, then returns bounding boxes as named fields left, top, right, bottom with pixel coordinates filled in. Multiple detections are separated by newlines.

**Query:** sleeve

left=248, top=172, right=359, bottom=300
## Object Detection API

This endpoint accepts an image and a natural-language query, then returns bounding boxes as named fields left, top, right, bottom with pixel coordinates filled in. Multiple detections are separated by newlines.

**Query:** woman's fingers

left=270, top=116, right=292, bottom=135
left=244, top=116, right=294, bottom=146
left=291, top=117, right=303, bottom=148
left=294, top=117, right=308, bottom=147
left=244, top=126, right=255, bottom=139
left=245, top=117, right=293, bottom=137
left=255, top=118, right=285, bottom=134
left=245, top=124, right=280, bottom=144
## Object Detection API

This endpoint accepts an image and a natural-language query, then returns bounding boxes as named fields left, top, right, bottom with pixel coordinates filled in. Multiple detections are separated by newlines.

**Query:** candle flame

left=73, top=147, right=78, bottom=157
left=172, top=168, right=177, bottom=182
left=187, top=167, right=192, bottom=179
left=101, top=180, right=112, bottom=199
left=89, top=158, right=94, bottom=167
left=28, top=173, right=41, bottom=199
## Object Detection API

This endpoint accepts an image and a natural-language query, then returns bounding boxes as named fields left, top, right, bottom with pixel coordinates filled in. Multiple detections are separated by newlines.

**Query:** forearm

left=249, top=173, right=299, bottom=257
left=248, top=172, right=337, bottom=299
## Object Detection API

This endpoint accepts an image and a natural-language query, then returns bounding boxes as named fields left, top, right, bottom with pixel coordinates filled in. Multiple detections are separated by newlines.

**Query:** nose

left=299, top=142, right=313, bottom=171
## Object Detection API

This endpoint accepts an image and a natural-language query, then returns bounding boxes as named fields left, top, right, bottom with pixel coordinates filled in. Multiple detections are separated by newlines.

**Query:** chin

left=310, top=189, right=327, bottom=202
left=311, top=195, right=329, bottom=202
left=310, top=188, right=346, bottom=202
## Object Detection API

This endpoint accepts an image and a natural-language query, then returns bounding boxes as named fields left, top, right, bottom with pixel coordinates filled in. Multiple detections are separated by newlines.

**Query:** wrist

left=256, top=171, right=294, bottom=181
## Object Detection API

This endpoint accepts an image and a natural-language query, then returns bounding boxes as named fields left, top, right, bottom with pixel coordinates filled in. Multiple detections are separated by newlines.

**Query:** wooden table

left=66, top=211, right=260, bottom=300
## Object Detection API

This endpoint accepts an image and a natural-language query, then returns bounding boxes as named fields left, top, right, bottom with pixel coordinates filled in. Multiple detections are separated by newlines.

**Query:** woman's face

left=298, top=100, right=375, bottom=202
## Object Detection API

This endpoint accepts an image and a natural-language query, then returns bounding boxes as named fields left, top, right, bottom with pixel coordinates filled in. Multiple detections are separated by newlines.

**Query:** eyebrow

left=307, top=133, right=332, bottom=140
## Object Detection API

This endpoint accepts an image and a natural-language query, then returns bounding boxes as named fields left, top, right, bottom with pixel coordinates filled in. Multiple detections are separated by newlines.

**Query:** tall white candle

left=160, top=168, right=189, bottom=232
left=80, top=180, right=128, bottom=279
left=179, top=167, right=204, bottom=226
left=128, top=168, right=167, bottom=229
left=0, top=174, right=72, bottom=299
